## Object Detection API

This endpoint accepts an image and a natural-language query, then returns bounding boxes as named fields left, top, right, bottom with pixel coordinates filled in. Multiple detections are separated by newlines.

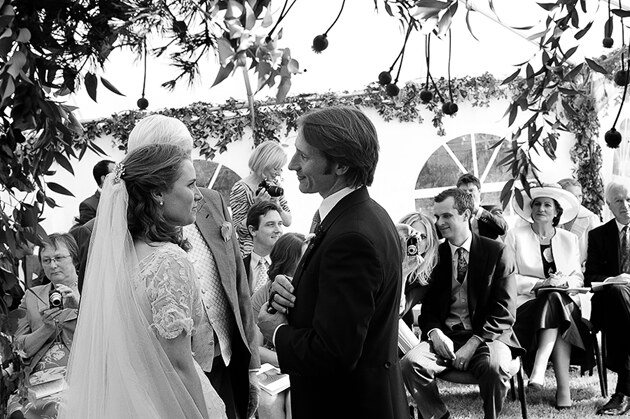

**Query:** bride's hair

left=121, top=143, right=190, bottom=247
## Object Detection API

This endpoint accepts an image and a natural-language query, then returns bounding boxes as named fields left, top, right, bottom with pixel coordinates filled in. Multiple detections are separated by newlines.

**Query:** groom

left=257, top=106, right=408, bottom=419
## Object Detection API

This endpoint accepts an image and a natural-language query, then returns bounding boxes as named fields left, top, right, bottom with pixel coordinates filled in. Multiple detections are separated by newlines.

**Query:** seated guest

left=76, top=159, right=115, bottom=226
left=397, top=212, right=440, bottom=325
left=244, top=201, right=284, bottom=294
left=401, top=188, right=522, bottom=419
left=251, top=232, right=306, bottom=419
left=230, top=141, right=292, bottom=257
left=558, top=177, right=601, bottom=265
left=585, top=179, right=630, bottom=415
left=505, top=184, right=587, bottom=410
left=8, top=233, right=80, bottom=418
left=457, top=173, right=508, bottom=240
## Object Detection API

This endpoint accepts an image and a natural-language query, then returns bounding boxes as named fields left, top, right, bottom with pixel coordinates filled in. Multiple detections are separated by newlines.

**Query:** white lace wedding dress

left=139, top=242, right=227, bottom=419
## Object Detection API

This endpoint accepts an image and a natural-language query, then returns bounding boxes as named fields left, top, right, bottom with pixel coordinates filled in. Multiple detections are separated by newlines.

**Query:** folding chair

left=409, top=356, right=528, bottom=419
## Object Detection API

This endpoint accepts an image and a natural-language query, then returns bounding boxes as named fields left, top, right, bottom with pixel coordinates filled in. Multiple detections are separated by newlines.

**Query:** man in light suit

left=585, top=179, right=630, bottom=416
left=401, top=188, right=522, bottom=419
left=258, top=106, right=408, bottom=419
left=86, top=115, right=259, bottom=419
left=76, top=159, right=115, bottom=226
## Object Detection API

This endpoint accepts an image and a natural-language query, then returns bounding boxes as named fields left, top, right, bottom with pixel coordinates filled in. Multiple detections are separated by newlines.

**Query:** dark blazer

left=585, top=219, right=622, bottom=286
left=78, top=190, right=100, bottom=226
left=419, top=234, right=523, bottom=355
left=194, top=188, right=260, bottom=419
left=476, top=208, right=508, bottom=240
left=585, top=219, right=629, bottom=372
left=70, top=217, right=95, bottom=293
left=274, top=187, right=408, bottom=419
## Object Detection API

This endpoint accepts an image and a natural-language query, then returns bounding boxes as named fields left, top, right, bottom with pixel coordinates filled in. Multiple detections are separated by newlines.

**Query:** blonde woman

left=397, top=212, right=439, bottom=323
left=230, top=141, right=292, bottom=257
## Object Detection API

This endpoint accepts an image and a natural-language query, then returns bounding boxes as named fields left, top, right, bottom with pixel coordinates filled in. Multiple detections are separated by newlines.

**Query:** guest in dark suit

left=77, top=159, right=115, bottom=226
left=257, top=106, right=408, bottom=419
left=585, top=179, right=630, bottom=416
left=401, top=188, right=522, bottom=419
left=457, top=173, right=508, bottom=240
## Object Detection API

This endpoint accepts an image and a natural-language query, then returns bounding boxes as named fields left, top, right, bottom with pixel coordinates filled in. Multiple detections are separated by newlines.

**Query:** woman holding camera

left=397, top=212, right=440, bottom=323
left=8, top=233, right=80, bottom=418
left=230, top=141, right=292, bottom=257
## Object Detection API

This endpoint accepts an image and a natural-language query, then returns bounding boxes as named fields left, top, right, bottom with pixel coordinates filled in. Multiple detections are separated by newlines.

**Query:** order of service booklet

left=257, top=363, right=290, bottom=395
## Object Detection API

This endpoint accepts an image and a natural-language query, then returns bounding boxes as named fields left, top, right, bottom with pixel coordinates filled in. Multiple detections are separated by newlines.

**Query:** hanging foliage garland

left=77, top=68, right=610, bottom=215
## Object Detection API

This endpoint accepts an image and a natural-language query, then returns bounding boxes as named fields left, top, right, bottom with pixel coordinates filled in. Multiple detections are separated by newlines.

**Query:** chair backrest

left=438, top=357, right=520, bottom=384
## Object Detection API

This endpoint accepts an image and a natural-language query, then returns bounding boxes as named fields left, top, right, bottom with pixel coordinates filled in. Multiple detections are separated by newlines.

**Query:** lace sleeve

left=144, top=247, right=199, bottom=340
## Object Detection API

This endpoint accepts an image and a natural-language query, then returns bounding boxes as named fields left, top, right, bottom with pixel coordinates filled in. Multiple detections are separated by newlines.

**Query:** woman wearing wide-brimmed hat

left=505, top=183, right=592, bottom=410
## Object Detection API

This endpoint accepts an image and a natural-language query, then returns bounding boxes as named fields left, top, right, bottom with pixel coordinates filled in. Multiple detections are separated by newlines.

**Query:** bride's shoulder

left=138, top=242, right=192, bottom=273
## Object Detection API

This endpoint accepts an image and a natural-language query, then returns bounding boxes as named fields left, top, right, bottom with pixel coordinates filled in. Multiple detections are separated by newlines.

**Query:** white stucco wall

left=39, top=96, right=618, bottom=237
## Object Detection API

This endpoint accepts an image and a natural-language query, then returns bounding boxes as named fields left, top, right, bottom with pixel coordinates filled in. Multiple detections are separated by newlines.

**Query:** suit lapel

left=467, top=234, right=481, bottom=315
left=606, top=220, right=621, bottom=272
left=435, top=243, right=453, bottom=321
left=195, top=190, right=234, bottom=293
left=291, top=187, right=369, bottom=291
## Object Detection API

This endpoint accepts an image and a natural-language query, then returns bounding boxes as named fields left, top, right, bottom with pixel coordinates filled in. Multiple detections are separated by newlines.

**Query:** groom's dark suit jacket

left=420, top=233, right=522, bottom=355
left=274, top=187, right=408, bottom=419
left=585, top=219, right=630, bottom=372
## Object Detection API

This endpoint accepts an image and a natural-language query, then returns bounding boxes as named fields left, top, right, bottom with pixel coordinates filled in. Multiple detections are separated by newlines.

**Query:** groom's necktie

left=310, top=210, right=321, bottom=234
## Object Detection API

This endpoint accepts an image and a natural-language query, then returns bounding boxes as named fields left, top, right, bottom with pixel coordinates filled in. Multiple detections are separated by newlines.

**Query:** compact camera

left=258, top=179, right=284, bottom=198
left=406, top=236, right=419, bottom=257
left=49, top=288, right=63, bottom=309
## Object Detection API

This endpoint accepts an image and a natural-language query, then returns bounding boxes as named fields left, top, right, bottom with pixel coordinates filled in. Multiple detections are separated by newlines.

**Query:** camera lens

left=267, top=185, right=284, bottom=197
left=49, top=289, right=63, bottom=309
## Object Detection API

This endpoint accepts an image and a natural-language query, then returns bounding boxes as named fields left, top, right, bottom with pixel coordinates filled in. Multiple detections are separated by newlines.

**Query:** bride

left=59, top=144, right=226, bottom=418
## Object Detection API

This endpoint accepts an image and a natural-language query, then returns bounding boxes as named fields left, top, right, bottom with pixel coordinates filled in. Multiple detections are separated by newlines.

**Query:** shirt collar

left=615, top=219, right=630, bottom=234
left=250, top=252, right=271, bottom=267
left=447, top=234, right=472, bottom=258
left=318, top=186, right=356, bottom=222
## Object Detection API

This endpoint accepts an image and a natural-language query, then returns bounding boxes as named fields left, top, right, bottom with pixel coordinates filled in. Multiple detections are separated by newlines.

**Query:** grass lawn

left=410, top=366, right=614, bottom=418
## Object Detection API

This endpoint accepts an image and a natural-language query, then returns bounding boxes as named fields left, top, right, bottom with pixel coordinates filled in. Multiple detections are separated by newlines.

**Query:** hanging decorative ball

left=420, top=90, right=433, bottom=103
left=137, top=97, right=149, bottom=110
left=603, top=37, right=614, bottom=48
left=614, top=70, right=630, bottom=86
left=442, top=101, right=458, bottom=115
left=378, top=71, right=392, bottom=86
left=605, top=128, right=622, bottom=148
left=311, top=34, right=328, bottom=53
left=385, top=83, right=400, bottom=97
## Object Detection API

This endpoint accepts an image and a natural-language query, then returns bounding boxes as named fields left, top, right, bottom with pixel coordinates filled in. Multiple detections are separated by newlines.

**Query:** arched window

left=193, top=160, right=240, bottom=203
left=413, top=133, right=511, bottom=214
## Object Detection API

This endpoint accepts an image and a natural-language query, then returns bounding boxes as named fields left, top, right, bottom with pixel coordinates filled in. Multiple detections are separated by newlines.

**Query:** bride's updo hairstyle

left=120, top=143, right=190, bottom=247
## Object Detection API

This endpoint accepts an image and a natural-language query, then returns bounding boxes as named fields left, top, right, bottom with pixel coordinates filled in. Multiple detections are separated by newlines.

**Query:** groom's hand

left=247, top=371, right=260, bottom=418
left=258, top=302, right=288, bottom=342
